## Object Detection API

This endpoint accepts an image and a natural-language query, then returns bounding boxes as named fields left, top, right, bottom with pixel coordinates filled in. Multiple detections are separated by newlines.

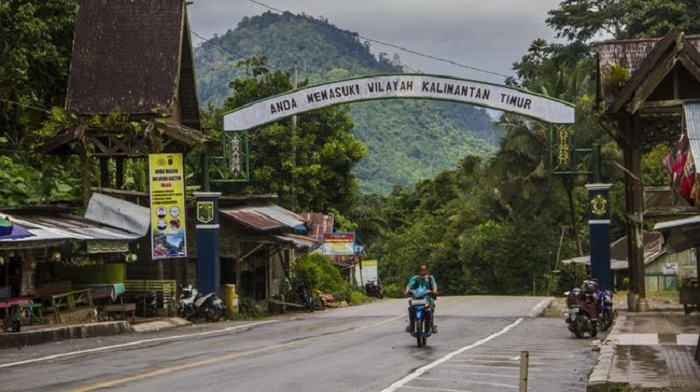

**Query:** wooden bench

left=50, top=289, right=93, bottom=323
left=97, top=303, right=136, bottom=323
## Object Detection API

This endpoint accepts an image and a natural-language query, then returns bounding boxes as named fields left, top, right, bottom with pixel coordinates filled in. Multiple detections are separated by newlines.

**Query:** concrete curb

left=132, top=317, right=190, bottom=332
left=0, top=321, right=133, bottom=350
left=0, top=317, right=200, bottom=350
left=527, top=297, right=553, bottom=317
left=587, top=312, right=626, bottom=392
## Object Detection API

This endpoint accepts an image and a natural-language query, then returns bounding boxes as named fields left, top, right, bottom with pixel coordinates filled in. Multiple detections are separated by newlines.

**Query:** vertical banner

left=586, top=183, right=612, bottom=290
left=149, top=153, right=187, bottom=259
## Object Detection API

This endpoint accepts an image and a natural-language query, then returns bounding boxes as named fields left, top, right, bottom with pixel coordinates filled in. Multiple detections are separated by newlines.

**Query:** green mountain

left=193, top=11, right=500, bottom=194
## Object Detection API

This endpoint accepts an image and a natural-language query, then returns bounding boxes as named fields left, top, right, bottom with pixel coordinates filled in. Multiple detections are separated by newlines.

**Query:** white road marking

left=381, top=318, right=523, bottom=392
left=418, top=377, right=518, bottom=389
left=0, top=320, right=281, bottom=369
left=400, top=386, right=473, bottom=391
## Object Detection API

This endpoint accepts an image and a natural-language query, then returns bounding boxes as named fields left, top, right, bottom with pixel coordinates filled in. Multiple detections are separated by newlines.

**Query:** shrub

left=293, top=253, right=356, bottom=303
left=238, top=295, right=266, bottom=318
left=382, top=283, right=403, bottom=298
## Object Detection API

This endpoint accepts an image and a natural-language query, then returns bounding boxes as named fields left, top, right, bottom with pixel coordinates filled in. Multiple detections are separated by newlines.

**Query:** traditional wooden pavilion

left=597, top=29, right=700, bottom=311
left=42, top=0, right=213, bottom=206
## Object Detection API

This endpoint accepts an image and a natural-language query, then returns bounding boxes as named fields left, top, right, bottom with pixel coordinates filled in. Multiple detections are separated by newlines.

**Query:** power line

left=245, top=0, right=515, bottom=80
left=190, top=30, right=248, bottom=61
left=0, top=98, right=49, bottom=113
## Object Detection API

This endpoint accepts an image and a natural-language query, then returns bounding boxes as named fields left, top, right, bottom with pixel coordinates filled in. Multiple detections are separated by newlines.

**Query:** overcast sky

left=187, top=0, right=563, bottom=85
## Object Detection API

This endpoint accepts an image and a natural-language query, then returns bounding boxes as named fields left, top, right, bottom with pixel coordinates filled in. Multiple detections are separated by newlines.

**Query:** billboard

left=321, top=232, right=355, bottom=256
left=149, top=153, right=187, bottom=259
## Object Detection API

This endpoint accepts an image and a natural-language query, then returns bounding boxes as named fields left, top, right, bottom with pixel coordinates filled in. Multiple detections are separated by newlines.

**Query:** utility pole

left=291, top=61, right=297, bottom=212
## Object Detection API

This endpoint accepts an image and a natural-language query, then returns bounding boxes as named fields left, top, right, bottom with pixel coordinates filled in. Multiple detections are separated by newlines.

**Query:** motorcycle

left=365, top=279, right=384, bottom=299
left=581, top=279, right=615, bottom=332
left=564, top=285, right=599, bottom=338
left=136, top=291, right=158, bottom=318
left=296, top=283, right=314, bottom=312
left=407, top=287, right=434, bottom=347
left=596, top=288, right=615, bottom=331
left=179, top=284, right=226, bottom=322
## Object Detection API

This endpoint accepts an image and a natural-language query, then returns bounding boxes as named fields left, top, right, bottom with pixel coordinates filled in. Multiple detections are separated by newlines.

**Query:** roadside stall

left=0, top=193, right=148, bottom=328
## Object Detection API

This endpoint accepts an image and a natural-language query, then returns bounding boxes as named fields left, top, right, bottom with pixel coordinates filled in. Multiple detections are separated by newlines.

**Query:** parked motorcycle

left=136, top=291, right=158, bottom=318
left=564, top=284, right=599, bottom=338
left=296, top=283, right=314, bottom=312
left=365, top=279, right=384, bottom=299
left=179, top=284, right=226, bottom=322
left=407, top=287, right=434, bottom=347
left=596, top=288, right=615, bottom=331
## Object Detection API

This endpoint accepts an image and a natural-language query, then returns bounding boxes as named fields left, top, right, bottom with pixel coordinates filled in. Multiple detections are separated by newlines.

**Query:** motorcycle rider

left=404, top=263, right=439, bottom=333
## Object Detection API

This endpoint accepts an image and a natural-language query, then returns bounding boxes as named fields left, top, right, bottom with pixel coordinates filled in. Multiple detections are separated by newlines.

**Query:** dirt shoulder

left=540, top=290, right=682, bottom=318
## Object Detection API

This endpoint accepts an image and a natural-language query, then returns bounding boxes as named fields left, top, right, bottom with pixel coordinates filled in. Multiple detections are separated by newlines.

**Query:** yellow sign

left=149, top=153, right=187, bottom=259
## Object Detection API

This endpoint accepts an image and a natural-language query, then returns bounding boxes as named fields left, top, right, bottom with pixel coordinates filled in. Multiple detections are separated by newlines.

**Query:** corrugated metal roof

left=654, top=214, right=700, bottom=231
left=0, top=212, right=144, bottom=245
left=299, top=212, right=334, bottom=241
left=85, top=193, right=151, bottom=236
left=561, top=231, right=666, bottom=270
left=273, top=234, right=320, bottom=250
left=654, top=214, right=700, bottom=252
left=220, top=203, right=306, bottom=231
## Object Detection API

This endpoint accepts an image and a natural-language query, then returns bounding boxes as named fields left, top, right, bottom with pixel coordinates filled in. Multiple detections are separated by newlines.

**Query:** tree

left=219, top=57, right=366, bottom=212
left=546, top=0, right=700, bottom=42
left=0, top=1, right=78, bottom=205
left=0, top=0, right=76, bottom=149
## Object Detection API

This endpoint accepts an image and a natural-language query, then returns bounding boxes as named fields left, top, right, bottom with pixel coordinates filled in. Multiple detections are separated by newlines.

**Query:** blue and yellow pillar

left=195, top=192, right=221, bottom=295
left=586, top=184, right=612, bottom=291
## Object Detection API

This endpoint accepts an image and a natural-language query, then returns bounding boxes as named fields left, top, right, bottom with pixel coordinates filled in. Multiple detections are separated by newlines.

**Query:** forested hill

left=193, top=11, right=501, bottom=194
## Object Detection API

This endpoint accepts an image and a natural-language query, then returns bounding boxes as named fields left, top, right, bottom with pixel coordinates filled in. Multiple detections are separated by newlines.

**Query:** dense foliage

left=0, top=0, right=80, bottom=205
left=1, top=1, right=689, bottom=298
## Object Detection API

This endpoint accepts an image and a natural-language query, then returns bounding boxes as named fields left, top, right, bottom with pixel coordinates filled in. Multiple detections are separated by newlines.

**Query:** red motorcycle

left=564, top=284, right=600, bottom=338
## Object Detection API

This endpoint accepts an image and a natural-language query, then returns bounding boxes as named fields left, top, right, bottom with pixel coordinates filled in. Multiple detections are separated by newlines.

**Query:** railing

left=123, top=280, right=177, bottom=317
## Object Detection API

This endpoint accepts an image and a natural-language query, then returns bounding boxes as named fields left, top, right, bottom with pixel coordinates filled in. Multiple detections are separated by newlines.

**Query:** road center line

left=0, top=320, right=281, bottom=369
left=68, top=314, right=404, bottom=391
left=381, top=318, right=524, bottom=392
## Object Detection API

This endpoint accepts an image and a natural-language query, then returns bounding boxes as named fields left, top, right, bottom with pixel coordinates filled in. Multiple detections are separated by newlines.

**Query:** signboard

left=321, top=232, right=355, bottom=256
left=663, top=263, right=678, bottom=275
left=223, top=74, right=575, bottom=131
left=354, top=259, right=378, bottom=287
left=149, top=153, right=187, bottom=259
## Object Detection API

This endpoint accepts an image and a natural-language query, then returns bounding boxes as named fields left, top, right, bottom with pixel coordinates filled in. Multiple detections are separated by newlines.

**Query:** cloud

left=187, top=0, right=562, bottom=83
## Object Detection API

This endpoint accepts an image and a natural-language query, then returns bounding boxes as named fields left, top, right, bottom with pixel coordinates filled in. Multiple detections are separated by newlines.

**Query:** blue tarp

left=0, top=224, right=34, bottom=240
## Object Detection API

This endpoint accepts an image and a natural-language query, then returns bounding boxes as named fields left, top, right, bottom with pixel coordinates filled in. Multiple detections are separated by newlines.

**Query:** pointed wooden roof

left=64, top=0, right=201, bottom=131
left=44, top=0, right=214, bottom=155
left=597, top=29, right=700, bottom=115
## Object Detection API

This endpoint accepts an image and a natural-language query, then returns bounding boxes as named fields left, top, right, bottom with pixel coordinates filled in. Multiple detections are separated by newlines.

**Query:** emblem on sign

left=197, top=201, right=214, bottom=224
left=590, top=194, right=607, bottom=217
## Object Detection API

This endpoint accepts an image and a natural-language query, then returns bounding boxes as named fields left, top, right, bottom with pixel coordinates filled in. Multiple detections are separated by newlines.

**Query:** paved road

left=0, top=296, right=598, bottom=391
